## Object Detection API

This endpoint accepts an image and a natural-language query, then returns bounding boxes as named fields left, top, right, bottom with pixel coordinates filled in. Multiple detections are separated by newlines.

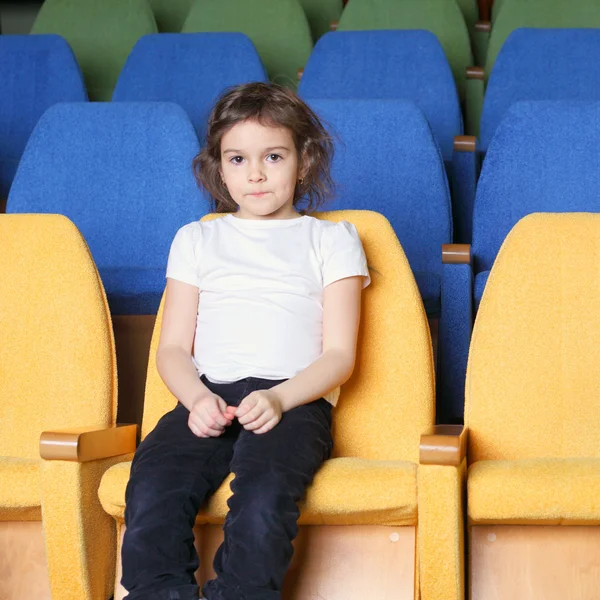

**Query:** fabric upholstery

left=481, top=29, right=600, bottom=151
left=418, top=460, right=466, bottom=600
left=149, top=0, right=194, bottom=32
left=100, top=457, right=418, bottom=526
left=472, top=102, right=600, bottom=277
left=466, top=213, right=600, bottom=463
left=456, top=0, right=477, bottom=31
left=473, top=271, right=489, bottom=307
left=0, top=457, right=41, bottom=521
left=31, top=0, right=157, bottom=101
left=113, top=33, right=267, bottom=141
left=337, top=0, right=473, bottom=99
left=0, top=214, right=122, bottom=600
left=486, top=0, right=600, bottom=76
left=299, top=30, right=462, bottom=163
left=307, top=100, right=452, bottom=316
left=469, top=458, right=600, bottom=525
left=7, top=102, right=204, bottom=315
left=0, top=35, right=87, bottom=200
left=182, top=0, right=312, bottom=87
left=299, top=0, right=343, bottom=40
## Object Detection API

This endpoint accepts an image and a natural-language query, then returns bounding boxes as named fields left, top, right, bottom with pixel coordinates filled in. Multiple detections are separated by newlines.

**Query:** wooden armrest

left=297, top=67, right=304, bottom=80
left=330, top=20, right=339, bottom=31
left=40, top=424, right=137, bottom=462
left=454, top=135, right=477, bottom=152
left=475, top=20, right=491, bottom=33
left=466, top=66, right=485, bottom=80
left=420, top=425, right=467, bottom=466
left=442, top=243, right=471, bottom=265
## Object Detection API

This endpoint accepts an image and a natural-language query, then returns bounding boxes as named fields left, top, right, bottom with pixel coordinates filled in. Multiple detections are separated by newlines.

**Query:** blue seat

left=7, top=102, right=205, bottom=315
left=448, top=101, right=600, bottom=420
left=113, top=33, right=268, bottom=141
left=0, top=35, right=87, bottom=201
left=299, top=30, right=476, bottom=243
left=308, top=99, right=463, bottom=422
left=480, top=29, right=600, bottom=152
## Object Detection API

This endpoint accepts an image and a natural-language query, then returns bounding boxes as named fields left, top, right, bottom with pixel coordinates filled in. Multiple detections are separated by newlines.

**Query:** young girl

left=121, top=82, right=370, bottom=600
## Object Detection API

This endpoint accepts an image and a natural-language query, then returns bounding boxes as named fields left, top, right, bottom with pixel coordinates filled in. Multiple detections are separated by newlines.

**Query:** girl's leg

left=121, top=402, right=239, bottom=600
left=203, top=396, right=333, bottom=600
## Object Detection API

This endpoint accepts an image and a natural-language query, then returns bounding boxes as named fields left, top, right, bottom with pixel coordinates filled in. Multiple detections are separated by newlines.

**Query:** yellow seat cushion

left=0, top=457, right=41, bottom=521
left=99, top=457, right=417, bottom=526
left=469, top=458, right=600, bottom=525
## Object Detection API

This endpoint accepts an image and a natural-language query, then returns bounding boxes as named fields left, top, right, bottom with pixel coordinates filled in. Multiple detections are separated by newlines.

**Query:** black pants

left=121, top=376, right=333, bottom=600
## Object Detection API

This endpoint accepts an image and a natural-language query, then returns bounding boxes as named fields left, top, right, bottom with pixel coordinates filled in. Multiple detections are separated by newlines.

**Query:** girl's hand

left=188, top=393, right=234, bottom=438
left=235, top=389, right=283, bottom=434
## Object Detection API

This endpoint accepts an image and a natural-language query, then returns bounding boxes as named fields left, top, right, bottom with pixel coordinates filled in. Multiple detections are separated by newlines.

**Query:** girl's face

left=219, top=119, right=304, bottom=220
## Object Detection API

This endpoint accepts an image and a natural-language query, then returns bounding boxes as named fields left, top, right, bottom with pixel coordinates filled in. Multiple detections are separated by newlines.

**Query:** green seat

left=457, top=0, right=478, bottom=31
left=487, top=0, right=600, bottom=74
left=338, top=0, right=473, bottom=100
left=300, top=0, right=343, bottom=40
left=149, top=0, right=194, bottom=32
left=30, top=0, right=157, bottom=101
left=182, top=0, right=312, bottom=87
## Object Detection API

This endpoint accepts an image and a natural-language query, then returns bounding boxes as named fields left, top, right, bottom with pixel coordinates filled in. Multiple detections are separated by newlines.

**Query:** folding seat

left=149, top=0, right=194, bottom=32
left=113, top=33, right=267, bottom=141
left=0, top=35, right=86, bottom=210
left=182, top=0, right=312, bottom=87
left=466, top=212, right=600, bottom=600
left=299, top=29, right=477, bottom=242
left=99, top=210, right=466, bottom=600
left=480, top=29, right=600, bottom=153
left=299, top=0, right=343, bottom=40
left=306, top=98, right=467, bottom=423
left=30, top=0, right=157, bottom=100
left=336, top=0, right=479, bottom=132
left=0, top=214, right=136, bottom=600
left=446, top=100, right=600, bottom=422
left=6, top=102, right=204, bottom=428
left=469, top=0, right=600, bottom=138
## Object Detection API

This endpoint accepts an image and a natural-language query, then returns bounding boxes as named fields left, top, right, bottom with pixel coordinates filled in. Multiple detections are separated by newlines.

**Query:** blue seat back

left=473, top=101, right=600, bottom=274
left=481, top=29, right=600, bottom=151
left=113, top=33, right=268, bottom=141
left=299, top=31, right=462, bottom=163
left=309, top=99, right=452, bottom=292
left=0, top=35, right=87, bottom=198
left=7, top=102, right=205, bottom=314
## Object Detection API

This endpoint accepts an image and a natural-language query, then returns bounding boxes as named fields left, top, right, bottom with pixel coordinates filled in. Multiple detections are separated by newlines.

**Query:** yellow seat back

left=0, top=215, right=117, bottom=459
left=142, top=210, right=435, bottom=463
left=466, top=213, right=600, bottom=462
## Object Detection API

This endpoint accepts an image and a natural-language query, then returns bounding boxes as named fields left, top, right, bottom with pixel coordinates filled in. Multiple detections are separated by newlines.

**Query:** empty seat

left=480, top=29, right=600, bottom=152
left=182, top=0, right=312, bottom=87
left=113, top=33, right=267, bottom=140
left=149, top=0, right=194, bottom=32
left=0, top=35, right=87, bottom=204
left=337, top=0, right=473, bottom=101
left=31, top=0, right=157, bottom=100
left=0, top=213, right=135, bottom=600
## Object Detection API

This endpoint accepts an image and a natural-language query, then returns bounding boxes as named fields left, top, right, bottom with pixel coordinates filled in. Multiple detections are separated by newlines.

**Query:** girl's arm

left=272, top=274, right=363, bottom=411
left=156, top=278, right=214, bottom=412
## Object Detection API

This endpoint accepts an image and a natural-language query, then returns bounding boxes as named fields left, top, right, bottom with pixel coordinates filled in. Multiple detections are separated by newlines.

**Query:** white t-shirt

left=166, top=214, right=370, bottom=405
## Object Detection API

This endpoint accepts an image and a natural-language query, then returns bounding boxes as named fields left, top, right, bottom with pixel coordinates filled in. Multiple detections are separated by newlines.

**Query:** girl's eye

left=230, top=156, right=244, bottom=165
left=267, top=153, right=282, bottom=162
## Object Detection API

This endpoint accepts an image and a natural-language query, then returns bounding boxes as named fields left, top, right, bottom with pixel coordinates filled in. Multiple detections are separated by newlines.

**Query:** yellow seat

left=465, top=213, right=600, bottom=599
left=0, top=214, right=135, bottom=600
left=100, top=210, right=464, bottom=600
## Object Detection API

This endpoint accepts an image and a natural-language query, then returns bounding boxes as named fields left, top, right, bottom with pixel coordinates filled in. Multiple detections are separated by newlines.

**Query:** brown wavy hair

left=193, top=82, right=335, bottom=213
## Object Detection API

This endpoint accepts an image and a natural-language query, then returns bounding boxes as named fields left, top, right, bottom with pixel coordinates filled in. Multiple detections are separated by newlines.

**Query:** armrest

left=297, top=67, right=304, bottom=81
left=465, top=67, right=484, bottom=138
left=40, top=424, right=137, bottom=462
left=475, top=20, right=491, bottom=33
left=420, top=425, right=467, bottom=466
left=442, top=243, right=472, bottom=264
left=330, top=20, right=339, bottom=31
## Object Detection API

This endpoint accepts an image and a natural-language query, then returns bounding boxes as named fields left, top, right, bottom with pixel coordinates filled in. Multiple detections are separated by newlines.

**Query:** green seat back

left=149, top=0, right=194, bottom=32
left=182, top=0, right=312, bottom=87
left=300, top=0, right=343, bottom=40
left=487, top=0, right=600, bottom=75
left=457, top=0, right=478, bottom=31
left=338, top=0, right=472, bottom=99
left=31, top=0, right=157, bottom=101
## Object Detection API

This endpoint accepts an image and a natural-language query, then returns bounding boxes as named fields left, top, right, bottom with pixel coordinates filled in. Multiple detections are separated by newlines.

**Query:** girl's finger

left=243, top=411, right=271, bottom=431
left=237, top=404, right=264, bottom=426
left=253, top=418, right=278, bottom=435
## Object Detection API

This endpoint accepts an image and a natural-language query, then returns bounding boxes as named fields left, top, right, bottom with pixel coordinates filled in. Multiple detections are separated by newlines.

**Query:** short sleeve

left=166, top=223, right=201, bottom=288
left=321, top=221, right=371, bottom=289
